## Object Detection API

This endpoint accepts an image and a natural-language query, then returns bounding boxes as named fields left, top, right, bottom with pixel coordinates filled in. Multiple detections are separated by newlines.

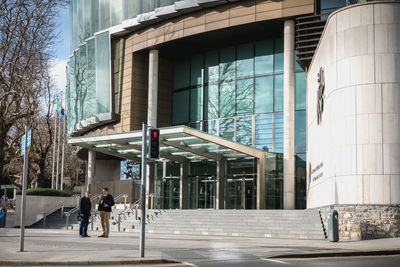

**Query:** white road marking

left=261, top=258, right=290, bottom=264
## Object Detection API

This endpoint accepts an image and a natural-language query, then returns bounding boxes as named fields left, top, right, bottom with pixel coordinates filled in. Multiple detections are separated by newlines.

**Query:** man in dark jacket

left=78, top=191, right=91, bottom=237
left=98, top=187, right=114, bottom=238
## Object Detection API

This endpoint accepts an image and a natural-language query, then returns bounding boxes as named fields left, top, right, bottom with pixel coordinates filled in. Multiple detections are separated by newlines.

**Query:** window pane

left=219, top=81, right=235, bottom=117
left=204, top=84, right=218, bottom=120
left=173, top=59, right=190, bottom=90
left=274, top=38, right=284, bottom=74
left=205, top=50, right=219, bottom=84
left=204, top=120, right=217, bottom=135
left=237, top=43, right=254, bottom=78
left=123, top=0, right=140, bottom=20
left=274, top=113, right=284, bottom=153
left=295, top=72, right=306, bottom=110
left=295, top=50, right=303, bottom=72
left=86, top=39, right=97, bottom=118
left=236, top=116, right=252, bottom=146
left=99, top=0, right=110, bottom=30
left=255, top=76, right=273, bottom=114
left=220, top=46, right=235, bottom=82
left=190, top=87, right=203, bottom=121
left=295, top=153, right=307, bottom=209
left=95, top=31, right=111, bottom=114
left=255, top=114, right=273, bottom=152
left=295, top=111, right=306, bottom=153
left=236, top=78, right=253, bottom=115
left=111, top=0, right=123, bottom=26
left=191, top=54, right=203, bottom=86
left=91, top=0, right=99, bottom=34
left=219, top=118, right=234, bottom=141
left=77, top=0, right=84, bottom=44
left=142, top=0, right=155, bottom=13
left=274, top=74, right=283, bottom=112
left=172, top=90, right=189, bottom=124
left=255, top=40, right=273, bottom=75
left=83, top=0, right=92, bottom=39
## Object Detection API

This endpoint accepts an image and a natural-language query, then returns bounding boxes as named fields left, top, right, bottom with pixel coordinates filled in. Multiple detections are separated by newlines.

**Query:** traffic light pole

left=19, top=126, right=29, bottom=252
left=139, top=122, right=147, bottom=258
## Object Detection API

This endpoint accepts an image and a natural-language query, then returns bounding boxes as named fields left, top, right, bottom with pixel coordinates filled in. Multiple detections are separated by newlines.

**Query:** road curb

left=269, top=249, right=400, bottom=259
left=0, top=259, right=179, bottom=266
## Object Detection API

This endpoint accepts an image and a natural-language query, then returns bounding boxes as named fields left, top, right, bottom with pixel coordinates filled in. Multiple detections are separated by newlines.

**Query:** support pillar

left=257, top=156, right=266, bottom=209
left=146, top=163, right=156, bottom=209
left=147, top=49, right=159, bottom=128
left=87, top=150, right=96, bottom=193
left=180, top=161, right=189, bottom=209
left=283, top=20, right=295, bottom=209
left=216, top=159, right=226, bottom=209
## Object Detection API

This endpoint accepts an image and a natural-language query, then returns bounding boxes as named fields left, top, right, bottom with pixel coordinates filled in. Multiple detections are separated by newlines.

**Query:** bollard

left=91, top=214, right=94, bottom=231
left=61, top=205, right=64, bottom=217
left=42, top=213, right=46, bottom=228
left=66, top=214, right=70, bottom=229
left=327, top=210, right=339, bottom=242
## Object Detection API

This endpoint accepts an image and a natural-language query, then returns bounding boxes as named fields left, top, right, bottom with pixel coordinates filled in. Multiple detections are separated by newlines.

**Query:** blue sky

left=50, top=5, right=70, bottom=95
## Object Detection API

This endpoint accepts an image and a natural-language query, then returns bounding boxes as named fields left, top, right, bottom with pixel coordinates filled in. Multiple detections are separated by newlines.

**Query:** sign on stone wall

left=317, top=67, right=325, bottom=125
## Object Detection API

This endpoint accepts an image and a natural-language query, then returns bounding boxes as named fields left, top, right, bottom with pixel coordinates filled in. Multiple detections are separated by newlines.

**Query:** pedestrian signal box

left=148, top=128, right=160, bottom=160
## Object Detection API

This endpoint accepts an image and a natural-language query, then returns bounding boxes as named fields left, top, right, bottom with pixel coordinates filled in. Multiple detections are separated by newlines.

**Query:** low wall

left=15, top=195, right=78, bottom=227
left=317, top=205, right=400, bottom=240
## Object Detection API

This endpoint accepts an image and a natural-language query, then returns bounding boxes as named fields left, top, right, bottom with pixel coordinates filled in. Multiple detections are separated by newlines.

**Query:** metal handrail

left=64, top=192, right=102, bottom=229
left=113, top=193, right=155, bottom=232
left=41, top=194, right=80, bottom=227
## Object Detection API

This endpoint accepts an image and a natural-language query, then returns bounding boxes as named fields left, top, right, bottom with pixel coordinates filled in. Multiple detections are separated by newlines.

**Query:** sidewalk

left=0, top=228, right=399, bottom=265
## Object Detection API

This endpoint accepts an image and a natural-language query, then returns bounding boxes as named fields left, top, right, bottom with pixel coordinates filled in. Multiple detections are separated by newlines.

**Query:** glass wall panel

left=123, top=0, right=141, bottom=20
left=220, top=46, right=235, bottom=81
left=204, top=84, right=218, bottom=120
left=95, top=31, right=111, bottom=114
left=173, top=90, right=189, bottom=124
left=274, top=113, right=284, bottom=153
left=255, top=114, right=273, bottom=152
left=83, top=0, right=92, bottom=40
left=204, top=120, right=217, bottom=135
left=236, top=116, right=252, bottom=146
left=111, top=0, right=123, bottom=26
left=295, top=153, right=306, bottom=209
left=236, top=78, right=253, bottom=115
left=219, top=81, right=235, bottom=117
left=190, top=87, right=203, bottom=122
left=255, top=40, right=273, bottom=75
left=274, top=74, right=283, bottom=112
left=142, top=0, right=156, bottom=14
left=237, top=43, right=254, bottom=78
left=295, top=72, right=306, bottom=110
left=112, top=38, right=124, bottom=115
left=77, top=0, right=84, bottom=44
left=173, top=59, right=190, bottom=90
left=91, top=0, right=99, bottom=35
left=274, top=38, right=284, bottom=74
left=99, top=0, right=110, bottom=31
left=265, top=154, right=283, bottom=209
left=205, top=50, right=219, bottom=84
left=86, top=39, right=97, bottom=118
left=191, top=54, right=203, bottom=86
left=295, top=111, right=306, bottom=153
left=219, top=118, right=234, bottom=141
left=160, top=0, right=176, bottom=7
left=255, top=76, right=273, bottom=114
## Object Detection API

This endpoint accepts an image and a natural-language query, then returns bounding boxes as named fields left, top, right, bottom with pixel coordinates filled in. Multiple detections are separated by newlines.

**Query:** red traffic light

left=152, top=130, right=158, bottom=139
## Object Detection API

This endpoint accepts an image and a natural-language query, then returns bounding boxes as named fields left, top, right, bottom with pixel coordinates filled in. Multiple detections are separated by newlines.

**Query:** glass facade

left=172, top=38, right=285, bottom=154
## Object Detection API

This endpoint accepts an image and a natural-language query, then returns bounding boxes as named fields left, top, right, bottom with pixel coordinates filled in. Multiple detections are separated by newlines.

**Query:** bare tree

left=0, top=0, right=67, bottom=186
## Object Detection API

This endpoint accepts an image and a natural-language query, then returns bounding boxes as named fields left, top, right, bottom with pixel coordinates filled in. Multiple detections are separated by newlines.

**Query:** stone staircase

left=31, top=209, right=325, bottom=240
left=30, top=207, right=79, bottom=229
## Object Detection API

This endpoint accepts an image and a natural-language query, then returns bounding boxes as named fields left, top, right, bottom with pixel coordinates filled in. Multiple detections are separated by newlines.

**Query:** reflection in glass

left=237, top=43, right=254, bottom=78
left=295, top=153, right=307, bottom=209
left=190, top=87, right=203, bottom=122
left=274, top=74, right=283, bottom=112
left=255, top=40, right=274, bottom=75
left=205, top=50, right=219, bottom=84
left=219, top=118, right=234, bottom=141
left=255, top=114, right=273, bottom=152
left=255, top=76, right=273, bottom=114
left=265, top=154, right=283, bottom=209
left=236, top=78, right=253, bottom=115
left=219, top=81, right=235, bottom=117
left=295, top=111, right=306, bottom=153
left=274, top=38, right=284, bottom=74
left=205, top=84, right=218, bottom=120
left=274, top=113, right=284, bottom=153
left=95, top=31, right=111, bottom=114
left=236, top=116, right=252, bottom=146
left=220, top=46, right=235, bottom=81
left=295, top=72, right=306, bottom=110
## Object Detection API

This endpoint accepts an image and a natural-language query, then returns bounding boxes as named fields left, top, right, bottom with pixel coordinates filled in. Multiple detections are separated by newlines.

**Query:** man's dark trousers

left=79, top=216, right=89, bottom=237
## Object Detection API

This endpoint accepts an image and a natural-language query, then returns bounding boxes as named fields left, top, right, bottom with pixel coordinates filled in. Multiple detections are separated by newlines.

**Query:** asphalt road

left=56, top=255, right=400, bottom=267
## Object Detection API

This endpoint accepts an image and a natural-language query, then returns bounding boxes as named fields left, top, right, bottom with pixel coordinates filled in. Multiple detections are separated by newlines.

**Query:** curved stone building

left=66, top=0, right=399, bottom=238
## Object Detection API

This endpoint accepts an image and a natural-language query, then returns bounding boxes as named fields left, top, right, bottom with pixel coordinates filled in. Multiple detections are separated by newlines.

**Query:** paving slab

left=0, top=228, right=399, bottom=265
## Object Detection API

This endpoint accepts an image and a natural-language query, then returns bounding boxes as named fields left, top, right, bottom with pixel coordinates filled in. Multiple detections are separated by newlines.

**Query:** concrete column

left=216, top=159, right=226, bottom=209
left=283, top=20, right=295, bottom=210
left=87, top=150, right=96, bottom=193
left=257, top=156, right=266, bottom=209
left=180, top=161, right=189, bottom=209
left=147, top=49, right=159, bottom=128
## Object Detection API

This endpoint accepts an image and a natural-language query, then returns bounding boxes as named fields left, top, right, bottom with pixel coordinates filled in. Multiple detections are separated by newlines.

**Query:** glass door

left=188, top=176, right=216, bottom=209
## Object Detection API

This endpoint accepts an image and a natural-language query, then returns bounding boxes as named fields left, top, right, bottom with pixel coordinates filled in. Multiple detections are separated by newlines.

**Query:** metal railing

left=113, top=193, right=155, bottom=232
left=41, top=194, right=80, bottom=227
left=65, top=193, right=128, bottom=229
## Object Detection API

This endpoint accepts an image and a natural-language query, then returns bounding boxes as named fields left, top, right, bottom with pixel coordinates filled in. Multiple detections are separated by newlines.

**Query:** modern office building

left=66, top=0, right=400, bottom=235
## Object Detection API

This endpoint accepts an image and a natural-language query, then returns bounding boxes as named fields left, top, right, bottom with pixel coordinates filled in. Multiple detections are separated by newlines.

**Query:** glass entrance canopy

left=68, top=126, right=272, bottom=163
left=68, top=125, right=280, bottom=209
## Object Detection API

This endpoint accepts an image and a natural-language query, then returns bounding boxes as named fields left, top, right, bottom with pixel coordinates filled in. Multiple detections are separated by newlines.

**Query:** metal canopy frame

left=68, top=126, right=271, bottom=162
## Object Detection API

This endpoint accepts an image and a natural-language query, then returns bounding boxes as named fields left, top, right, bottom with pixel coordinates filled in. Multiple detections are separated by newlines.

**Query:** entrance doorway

left=155, top=176, right=180, bottom=209
left=226, top=177, right=256, bottom=209
left=188, top=176, right=216, bottom=209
